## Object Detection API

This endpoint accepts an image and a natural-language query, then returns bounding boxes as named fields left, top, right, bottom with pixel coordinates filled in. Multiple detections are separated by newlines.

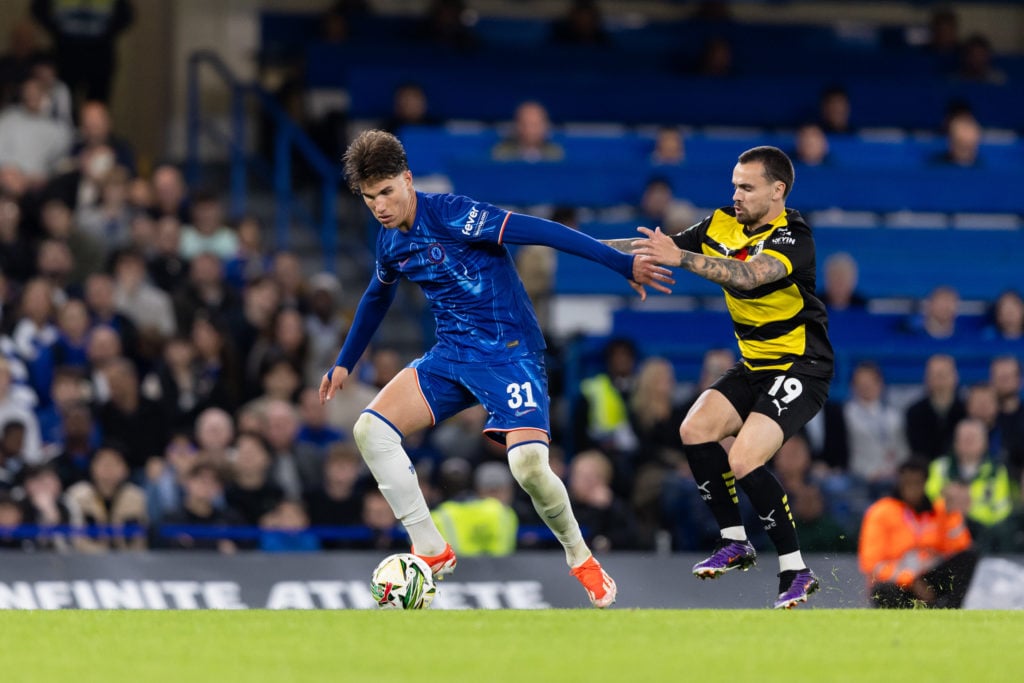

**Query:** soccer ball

left=370, top=553, right=437, bottom=610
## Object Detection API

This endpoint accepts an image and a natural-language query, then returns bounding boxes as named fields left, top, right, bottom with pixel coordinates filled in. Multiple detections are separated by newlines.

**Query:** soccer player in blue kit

left=319, top=130, right=674, bottom=607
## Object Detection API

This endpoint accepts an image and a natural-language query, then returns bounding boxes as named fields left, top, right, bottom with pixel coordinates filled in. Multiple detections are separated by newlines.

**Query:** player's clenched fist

left=319, top=365, right=350, bottom=404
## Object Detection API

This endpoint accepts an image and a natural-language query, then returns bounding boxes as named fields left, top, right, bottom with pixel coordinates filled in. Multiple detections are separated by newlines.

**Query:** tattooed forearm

left=601, top=238, right=638, bottom=254
left=678, top=252, right=787, bottom=290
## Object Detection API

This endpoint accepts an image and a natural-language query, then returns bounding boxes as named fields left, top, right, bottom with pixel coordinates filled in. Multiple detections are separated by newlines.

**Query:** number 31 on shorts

left=506, top=382, right=538, bottom=409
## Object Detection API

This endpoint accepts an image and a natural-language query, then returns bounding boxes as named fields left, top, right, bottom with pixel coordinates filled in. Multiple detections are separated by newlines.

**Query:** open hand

left=319, top=366, right=350, bottom=404
left=631, top=226, right=681, bottom=267
left=630, top=254, right=675, bottom=299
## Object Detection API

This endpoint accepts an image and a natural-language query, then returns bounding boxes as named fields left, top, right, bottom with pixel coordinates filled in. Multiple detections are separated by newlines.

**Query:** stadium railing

left=185, top=50, right=344, bottom=272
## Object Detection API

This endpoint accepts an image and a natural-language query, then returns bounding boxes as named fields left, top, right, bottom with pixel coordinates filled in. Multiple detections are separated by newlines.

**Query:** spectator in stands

left=65, top=442, right=147, bottom=552
left=72, top=100, right=136, bottom=174
left=304, top=441, right=365, bottom=542
left=0, top=492, right=28, bottom=548
left=990, top=355, right=1024, bottom=479
left=381, top=82, right=439, bottom=135
left=84, top=331, right=122, bottom=405
left=0, top=420, right=26, bottom=490
left=515, top=243, right=556, bottom=333
left=819, top=252, right=866, bottom=312
left=145, top=336, right=201, bottom=430
left=181, top=190, right=238, bottom=261
left=172, top=252, right=239, bottom=334
left=651, top=126, right=685, bottom=166
left=415, top=0, right=479, bottom=52
left=194, top=406, right=235, bottom=468
left=817, top=85, right=853, bottom=135
left=263, top=398, right=322, bottom=500
left=357, top=488, right=406, bottom=551
left=629, top=356, right=687, bottom=534
left=0, top=195, right=33, bottom=283
left=157, top=461, right=244, bottom=553
left=549, top=0, right=610, bottom=46
left=259, top=499, right=320, bottom=552
left=568, top=450, right=648, bottom=551
left=574, top=338, right=638, bottom=456
left=37, top=366, right=88, bottom=454
left=39, top=198, right=103, bottom=288
left=147, top=216, right=189, bottom=293
left=50, top=401, right=95, bottom=487
left=953, top=33, right=1007, bottom=85
left=144, top=431, right=196, bottom=524
left=12, top=275, right=58, bottom=385
left=112, top=247, right=177, bottom=343
left=0, top=76, right=73, bottom=191
left=247, top=307, right=309, bottom=398
left=964, top=382, right=1010, bottom=464
left=792, top=123, right=830, bottom=167
left=491, top=100, right=564, bottom=162
left=305, top=272, right=347, bottom=386
left=0, top=21, right=44, bottom=105
left=96, top=357, right=166, bottom=473
left=228, top=275, right=280, bottom=369
left=931, top=111, right=982, bottom=168
left=150, top=164, right=189, bottom=222
left=431, top=461, right=519, bottom=557
left=83, top=272, right=140, bottom=362
left=51, top=298, right=91, bottom=373
left=35, top=238, right=76, bottom=297
left=635, top=176, right=698, bottom=234
left=226, top=431, right=285, bottom=526
left=0, top=365, right=42, bottom=470
left=364, top=347, right=403, bottom=392
left=31, top=0, right=134, bottom=104
left=75, top=166, right=133, bottom=253
left=905, top=354, right=966, bottom=462
left=925, top=418, right=1013, bottom=535
left=297, top=386, right=345, bottom=452
left=792, top=482, right=854, bottom=553
left=20, top=463, right=72, bottom=550
left=984, top=290, right=1024, bottom=341
left=223, top=215, right=268, bottom=290
left=774, top=430, right=863, bottom=538
left=269, top=250, right=308, bottom=312
left=844, top=361, right=909, bottom=495
left=31, top=55, right=73, bottom=125
left=190, top=313, right=240, bottom=413
left=906, top=285, right=961, bottom=340
left=858, top=458, right=976, bottom=608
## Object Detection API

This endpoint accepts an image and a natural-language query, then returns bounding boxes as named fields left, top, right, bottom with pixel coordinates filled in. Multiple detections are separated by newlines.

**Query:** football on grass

left=370, top=553, right=437, bottom=610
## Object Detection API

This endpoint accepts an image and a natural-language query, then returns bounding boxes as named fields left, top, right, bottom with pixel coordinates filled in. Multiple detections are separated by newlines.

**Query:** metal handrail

left=186, top=50, right=341, bottom=272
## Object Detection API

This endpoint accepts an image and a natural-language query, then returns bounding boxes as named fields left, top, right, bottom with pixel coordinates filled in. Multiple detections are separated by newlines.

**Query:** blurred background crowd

left=0, top=0, right=1021, bottom=566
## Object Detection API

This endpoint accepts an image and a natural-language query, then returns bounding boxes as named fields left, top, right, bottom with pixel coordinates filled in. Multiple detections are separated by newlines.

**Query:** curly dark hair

left=738, top=145, right=795, bottom=199
left=342, top=129, right=409, bottom=193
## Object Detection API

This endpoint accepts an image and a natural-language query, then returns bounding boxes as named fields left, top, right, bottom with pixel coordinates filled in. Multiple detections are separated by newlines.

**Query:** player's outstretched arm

left=500, top=213, right=674, bottom=296
left=632, top=226, right=787, bottom=290
left=318, top=274, right=397, bottom=405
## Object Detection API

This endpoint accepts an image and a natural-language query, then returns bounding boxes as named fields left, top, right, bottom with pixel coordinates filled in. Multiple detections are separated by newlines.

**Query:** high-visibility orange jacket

left=858, top=496, right=972, bottom=588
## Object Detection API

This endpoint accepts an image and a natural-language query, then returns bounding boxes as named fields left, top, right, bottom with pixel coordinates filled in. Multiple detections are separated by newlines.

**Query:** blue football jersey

left=374, top=192, right=545, bottom=362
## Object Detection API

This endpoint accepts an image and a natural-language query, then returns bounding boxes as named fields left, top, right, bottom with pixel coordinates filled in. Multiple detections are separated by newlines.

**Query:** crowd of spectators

left=0, top=1, right=1021, bottom=569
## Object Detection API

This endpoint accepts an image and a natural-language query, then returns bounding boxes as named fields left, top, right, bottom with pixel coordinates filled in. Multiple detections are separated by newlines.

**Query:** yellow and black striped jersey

left=672, top=207, right=834, bottom=378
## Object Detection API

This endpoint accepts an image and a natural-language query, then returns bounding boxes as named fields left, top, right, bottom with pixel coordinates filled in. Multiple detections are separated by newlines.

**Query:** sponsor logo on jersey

left=462, top=206, right=481, bottom=235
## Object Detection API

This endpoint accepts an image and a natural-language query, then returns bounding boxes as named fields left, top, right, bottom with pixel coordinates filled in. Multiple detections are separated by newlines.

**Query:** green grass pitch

left=3, top=610, right=1021, bottom=682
